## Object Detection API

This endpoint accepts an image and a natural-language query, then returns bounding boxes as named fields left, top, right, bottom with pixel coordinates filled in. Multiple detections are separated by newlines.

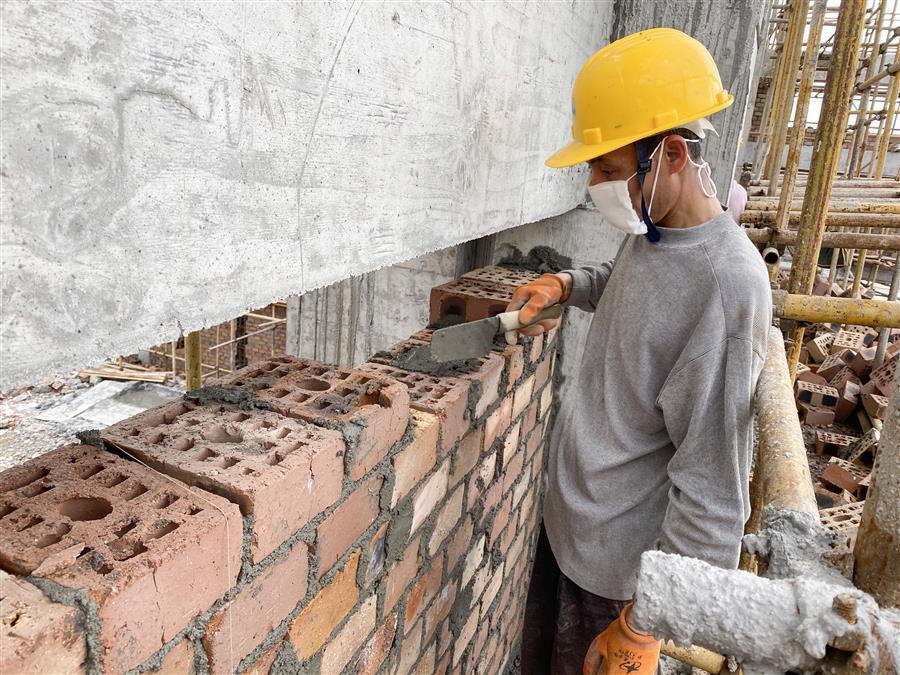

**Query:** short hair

left=644, top=127, right=703, bottom=162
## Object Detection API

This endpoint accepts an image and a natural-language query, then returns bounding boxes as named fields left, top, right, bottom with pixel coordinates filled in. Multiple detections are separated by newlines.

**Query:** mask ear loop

left=684, top=138, right=717, bottom=199
left=635, top=138, right=661, bottom=243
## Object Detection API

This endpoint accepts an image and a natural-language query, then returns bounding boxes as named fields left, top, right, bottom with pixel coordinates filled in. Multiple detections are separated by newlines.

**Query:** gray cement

left=0, top=1, right=614, bottom=390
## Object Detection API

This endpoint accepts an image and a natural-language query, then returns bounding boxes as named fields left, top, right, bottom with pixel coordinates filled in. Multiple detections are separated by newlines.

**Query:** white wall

left=0, top=0, right=614, bottom=390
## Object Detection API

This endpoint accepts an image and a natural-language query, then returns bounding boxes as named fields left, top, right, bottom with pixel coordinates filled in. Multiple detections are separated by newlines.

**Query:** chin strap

left=635, top=138, right=661, bottom=243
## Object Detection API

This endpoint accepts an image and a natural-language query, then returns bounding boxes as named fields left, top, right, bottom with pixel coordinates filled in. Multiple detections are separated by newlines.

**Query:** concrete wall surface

left=0, top=0, right=614, bottom=390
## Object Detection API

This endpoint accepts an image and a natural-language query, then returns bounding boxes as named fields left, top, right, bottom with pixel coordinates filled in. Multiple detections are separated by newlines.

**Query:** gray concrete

left=610, top=0, right=769, bottom=199
left=0, top=0, right=615, bottom=390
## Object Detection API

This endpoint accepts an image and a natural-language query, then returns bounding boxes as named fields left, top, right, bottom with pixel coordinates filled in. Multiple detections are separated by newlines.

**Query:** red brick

left=512, top=376, right=535, bottom=419
left=391, top=411, right=439, bottom=508
left=315, top=475, right=383, bottom=576
left=287, top=551, right=360, bottom=659
left=502, top=451, right=525, bottom=495
left=794, top=380, right=839, bottom=409
left=154, top=638, right=196, bottom=674
left=848, top=346, right=876, bottom=378
left=512, top=466, right=530, bottom=507
left=436, top=649, right=452, bottom=675
left=798, top=402, right=835, bottom=427
left=416, top=643, right=438, bottom=675
left=412, top=460, right=449, bottom=533
left=480, top=563, right=505, bottom=616
left=428, top=485, right=465, bottom=556
left=384, top=536, right=419, bottom=616
left=429, top=278, right=514, bottom=324
left=479, top=480, right=502, bottom=527
left=466, top=353, right=504, bottom=419
left=394, top=618, right=423, bottom=675
left=527, top=331, right=544, bottom=364
left=453, top=609, right=479, bottom=665
left=225, top=356, right=409, bottom=481
left=243, top=640, right=279, bottom=675
left=796, top=369, right=829, bottom=386
left=501, top=421, right=522, bottom=467
left=498, top=512, right=518, bottom=555
left=103, top=399, right=345, bottom=563
left=522, top=402, right=538, bottom=437
left=0, top=444, right=241, bottom=673
left=502, top=345, right=525, bottom=390
left=525, top=426, right=543, bottom=461
left=405, top=552, right=444, bottom=630
left=438, top=619, right=453, bottom=658
left=204, top=541, right=308, bottom=673
left=461, top=535, right=486, bottom=587
left=446, top=516, right=474, bottom=573
left=534, top=356, right=552, bottom=392
left=351, top=610, right=397, bottom=675
left=0, top=570, right=86, bottom=674
left=468, top=452, right=497, bottom=510
left=460, top=265, right=539, bottom=288
left=321, top=595, right=377, bottom=674
left=361, top=362, right=470, bottom=455
left=449, top=428, right=483, bottom=488
left=423, top=580, right=458, bottom=646
left=539, top=385, right=553, bottom=421
left=863, top=393, right=890, bottom=421
left=817, top=352, right=848, bottom=381
left=484, top=396, right=513, bottom=449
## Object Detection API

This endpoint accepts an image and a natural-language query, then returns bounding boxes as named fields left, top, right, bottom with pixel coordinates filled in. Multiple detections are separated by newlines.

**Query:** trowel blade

left=430, top=316, right=501, bottom=362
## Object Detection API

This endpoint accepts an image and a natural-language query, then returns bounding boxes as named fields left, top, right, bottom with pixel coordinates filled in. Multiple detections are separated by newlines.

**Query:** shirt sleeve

left=561, top=262, right=615, bottom=312
left=655, top=336, right=763, bottom=569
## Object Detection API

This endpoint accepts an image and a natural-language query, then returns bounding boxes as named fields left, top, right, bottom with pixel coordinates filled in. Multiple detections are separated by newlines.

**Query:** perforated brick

left=829, top=367, right=861, bottom=392
left=862, top=393, right=889, bottom=421
left=816, top=353, right=848, bottom=381
left=0, top=444, right=241, bottom=673
left=867, top=358, right=896, bottom=396
left=429, top=278, right=515, bottom=325
left=848, top=346, right=877, bottom=378
left=223, top=356, right=409, bottom=481
left=795, top=380, right=839, bottom=409
left=460, top=266, right=539, bottom=289
left=834, top=381, right=861, bottom=424
left=102, top=399, right=345, bottom=562
left=819, top=500, right=864, bottom=534
left=372, top=332, right=504, bottom=420
left=844, top=428, right=880, bottom=464
left=831, top=330, right=865, bottom=355
left=814, top=430, right=858, bottom=457
left=360, top=361, right=470, bottom=454
left=798, top=402, right=835, bottom=427
left=807, top=333, right=835, bottom=363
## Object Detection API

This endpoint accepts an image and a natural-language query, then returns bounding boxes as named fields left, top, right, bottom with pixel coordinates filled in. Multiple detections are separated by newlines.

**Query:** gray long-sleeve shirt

left=543, top=212, right=771, bottom=600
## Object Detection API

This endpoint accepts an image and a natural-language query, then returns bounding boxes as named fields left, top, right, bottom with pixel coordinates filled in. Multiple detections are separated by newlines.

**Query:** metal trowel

left=430, top=305, right=563, bottom=362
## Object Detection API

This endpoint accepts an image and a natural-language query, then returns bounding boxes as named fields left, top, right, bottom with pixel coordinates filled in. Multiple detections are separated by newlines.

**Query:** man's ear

left=663, top=135, right=689, bottom=174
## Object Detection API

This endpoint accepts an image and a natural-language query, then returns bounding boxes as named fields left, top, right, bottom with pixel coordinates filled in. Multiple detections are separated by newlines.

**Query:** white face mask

left=587, top=138, right=716, bottom=236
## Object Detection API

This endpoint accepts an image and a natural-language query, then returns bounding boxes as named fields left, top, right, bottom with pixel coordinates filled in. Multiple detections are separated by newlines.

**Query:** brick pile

left=797, top=322, right=897, bottom=577
left=0, top=267, right=555, bottom=674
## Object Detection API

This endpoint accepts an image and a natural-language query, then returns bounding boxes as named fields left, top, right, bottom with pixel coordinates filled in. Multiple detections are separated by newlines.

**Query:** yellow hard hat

left=546, top=28, right=733, bottom=168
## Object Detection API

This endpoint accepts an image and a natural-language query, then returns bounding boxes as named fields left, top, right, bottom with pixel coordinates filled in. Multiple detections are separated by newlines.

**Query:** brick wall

left=0, top=266, right=555, bottom=674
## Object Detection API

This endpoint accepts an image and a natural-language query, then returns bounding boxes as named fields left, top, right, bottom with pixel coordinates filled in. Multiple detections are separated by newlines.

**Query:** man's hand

left=505, top=273, right=572, bottom=345
left=582, top=605, right=660, bottom=675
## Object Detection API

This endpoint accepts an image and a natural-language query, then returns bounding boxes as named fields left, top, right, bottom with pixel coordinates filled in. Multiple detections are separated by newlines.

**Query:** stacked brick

left=0, top=266, right=555, bottom=675
left=798, top=323, right=897, bottom=577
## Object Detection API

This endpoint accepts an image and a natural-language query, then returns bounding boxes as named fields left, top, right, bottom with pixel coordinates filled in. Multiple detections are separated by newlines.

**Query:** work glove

left=505, top=273, right=571, bottom=345
left=582, top=604, right=661, bottom=675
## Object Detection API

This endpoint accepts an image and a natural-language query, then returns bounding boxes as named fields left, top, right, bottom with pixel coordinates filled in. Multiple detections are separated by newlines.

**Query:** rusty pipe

left=744, top=227, right=900, bottom=250
left=772, top=291, right=900, bottom=328
left=741, top=211, right=900, bottom=228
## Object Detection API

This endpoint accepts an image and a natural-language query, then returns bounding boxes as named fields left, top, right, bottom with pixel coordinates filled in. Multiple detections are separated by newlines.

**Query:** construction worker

left=511, top=29, right=771, bottom=674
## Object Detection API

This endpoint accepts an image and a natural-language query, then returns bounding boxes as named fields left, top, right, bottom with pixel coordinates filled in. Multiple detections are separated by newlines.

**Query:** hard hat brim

left=544, top=94, right=734, bottom=169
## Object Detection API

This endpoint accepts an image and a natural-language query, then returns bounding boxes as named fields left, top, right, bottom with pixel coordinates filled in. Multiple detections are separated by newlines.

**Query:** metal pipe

left=741, top=211, right=900, bottom=228
left=744, top=226, right=900, bottom=250
left=874, top=71, right=899, bottom=178
left=854, top=373, right=900, bottom=608
left=751, top=179, right=900, bottom=187
left=855, top=59, right=900, bottom=92
left=772, top=290, right=900, bottom=327
left=756, top=326, right=819, bottom=516
left=873, top=252, right=900, bottom=367
left=745, top=199, right=900, bottom=213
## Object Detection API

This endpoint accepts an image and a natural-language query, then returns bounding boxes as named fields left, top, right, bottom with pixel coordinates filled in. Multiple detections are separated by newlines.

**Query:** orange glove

left=583, top=605, right=660, bottom=675
left=505, top=273, right=571, bottom=344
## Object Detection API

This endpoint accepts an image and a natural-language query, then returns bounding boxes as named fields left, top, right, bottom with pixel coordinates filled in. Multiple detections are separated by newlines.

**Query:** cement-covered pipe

left=755, top=326, right=818, bottom=516
left=741, top=211, right=900, bottom=228
left=772, top=290, right=900, bottom=328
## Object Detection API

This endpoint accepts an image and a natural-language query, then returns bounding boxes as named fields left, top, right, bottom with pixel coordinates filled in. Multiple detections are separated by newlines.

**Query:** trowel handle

left=497, top=304, right=564, bottom=332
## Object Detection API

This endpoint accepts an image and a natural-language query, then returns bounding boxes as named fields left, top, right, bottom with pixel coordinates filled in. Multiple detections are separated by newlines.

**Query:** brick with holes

left=831, top=330, right=865, bottom=355
left=807, top=333, right=835, bottom=363
left=0, top=444, right=241, bottom=673
left=794, top=381, right=840, bottom=410
left=868, top=358, right=897, bottom=397
left=829, top=367, right=861, bottom=393
left=862, top=393, right=890, bottom=421
left=222, top=356, right=409, bottom=481
left=848, top=346, right=877, bottom=378
left=360, top=362, right=470, bottom=455
left=833, top=380, right=861, bottom=424
left=814, top=430, right=858, bottom=457
left=102, top=398, right=344, bottom=563
left=460, top=266, right=539, bottom=289
left=816, top=352, right=849, bottom=381
left=429, top=277, right=515, bottom=325
left=845, top=428, right=880, bottom=464
left=371, top=333, right=504, bottom=420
